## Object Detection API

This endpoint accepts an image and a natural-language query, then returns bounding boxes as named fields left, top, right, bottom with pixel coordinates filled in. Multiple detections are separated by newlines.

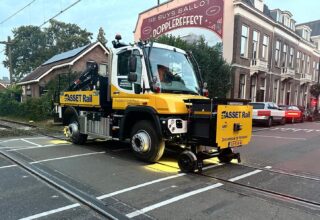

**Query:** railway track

left=0, top=146, right=128, bottom=220
left=2, top=118, right=320, bottom=215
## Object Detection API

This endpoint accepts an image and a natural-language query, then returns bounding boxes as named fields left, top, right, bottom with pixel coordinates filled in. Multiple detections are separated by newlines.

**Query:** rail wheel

left=66, top=116, right=87, bottom=145
left=178, top=151, right=197, bottom=173
left=218, top=148, right=233, bottom=163
left=130, top=120, right=164, bottom=163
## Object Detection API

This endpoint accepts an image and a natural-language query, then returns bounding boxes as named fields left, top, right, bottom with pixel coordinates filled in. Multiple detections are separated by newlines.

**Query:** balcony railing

left=250, top=59, right=268, bottom=75
left=300, top=74, right=312, bottom=84
left=280, top=67, right=295, bottom=81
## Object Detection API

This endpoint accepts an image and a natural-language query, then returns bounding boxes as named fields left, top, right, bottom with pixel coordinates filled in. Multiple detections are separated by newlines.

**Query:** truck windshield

left=148, top=47, right=200, bottom=95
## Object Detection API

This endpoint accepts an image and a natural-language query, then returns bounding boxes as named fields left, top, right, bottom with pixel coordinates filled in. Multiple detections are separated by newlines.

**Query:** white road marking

left=228, top=169, right=262, bottom=182
left=0, top=137, right=48, bottom=144
left=18, top=163, right=224, bottom=219
left=19, top=204, right=80, bottom=220
left=97, top=173, right=186, bottom=200
left=0, top=164, right=17, bottom=169
left=97, top=163, right=222, bottom=200
left=252, top=135, right=306, bottom=140
left=305, top=129, right=314, bottom=133
left=265, top=166, right=272, bottom=169
left=126, top=169, right=262, bottom=218
left=7, top=144, right=71, bottom=152
left=20, top=138, right=42, bottom=147
left=126, top=183, right=224, bottom=218
left=0, top=151, right=106, bottom=170
left=30, top=151, right=106, bottom=164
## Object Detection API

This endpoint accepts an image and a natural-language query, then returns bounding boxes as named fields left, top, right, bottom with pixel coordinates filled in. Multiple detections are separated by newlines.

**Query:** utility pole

left=0, top=36, right=14, bottom=84
left=157, top=0, right=160, bottom=5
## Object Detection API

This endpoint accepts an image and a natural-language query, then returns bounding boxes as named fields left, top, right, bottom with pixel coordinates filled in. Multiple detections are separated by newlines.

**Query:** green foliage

left=3, top=19, right=93, bottom=82
left=310, top=83, right=320, bottom=98
left=0, top=86, right=51, bottom=121
left=156, top=35, right=231, bottom=98
left=97, top=27, right=107, bottom=46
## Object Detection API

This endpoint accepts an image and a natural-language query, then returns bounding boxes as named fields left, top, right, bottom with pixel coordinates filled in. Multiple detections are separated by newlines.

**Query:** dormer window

left=283, top=15, right=290, bottom=27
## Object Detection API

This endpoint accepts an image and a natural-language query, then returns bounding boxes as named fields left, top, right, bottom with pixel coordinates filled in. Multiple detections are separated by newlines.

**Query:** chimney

left=254, top=0, right=264, bottom=12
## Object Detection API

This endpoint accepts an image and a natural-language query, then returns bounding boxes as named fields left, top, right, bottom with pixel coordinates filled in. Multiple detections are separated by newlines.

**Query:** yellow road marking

left=48, top=140, right=70, bottom=145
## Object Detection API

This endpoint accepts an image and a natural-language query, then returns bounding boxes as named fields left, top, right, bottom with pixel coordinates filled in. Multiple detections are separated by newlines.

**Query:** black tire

left=69, top=116, right=87, bottom=145
left=291, top=118, right=295, bottom=124
left=218, top=148, right=233, bottom=163
left=178, top=151, right=197, bottom=173
left=280, top=117, right=286, bottom=125
left=265, top=117, right=273, bottom=127
left=130, top=120, right=165, bottom=163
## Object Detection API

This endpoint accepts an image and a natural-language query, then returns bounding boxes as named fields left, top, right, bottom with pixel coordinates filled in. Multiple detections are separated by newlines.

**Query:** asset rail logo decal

left=64, top=94, right=93, bottom=103
left=221, top=111, right=251, bottom=119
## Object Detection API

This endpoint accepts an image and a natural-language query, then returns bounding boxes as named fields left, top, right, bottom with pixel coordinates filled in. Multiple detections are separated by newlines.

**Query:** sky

left=0, top=0, right=319, bottom=80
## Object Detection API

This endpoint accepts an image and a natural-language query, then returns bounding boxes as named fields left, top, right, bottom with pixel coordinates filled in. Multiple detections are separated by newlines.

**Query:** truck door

left=112, top=49, right=142, bottom=94
left=111, top=49, right=146, bottom=110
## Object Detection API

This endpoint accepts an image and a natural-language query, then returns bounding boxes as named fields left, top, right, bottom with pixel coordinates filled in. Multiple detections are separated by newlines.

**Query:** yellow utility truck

left=54, top=36, right=253, bottom=172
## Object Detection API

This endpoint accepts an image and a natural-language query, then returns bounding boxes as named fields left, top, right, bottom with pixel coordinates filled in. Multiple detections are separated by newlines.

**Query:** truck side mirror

left=129, top=55, right=137, bottom=73
left=128, top=72, right=138, bottom=82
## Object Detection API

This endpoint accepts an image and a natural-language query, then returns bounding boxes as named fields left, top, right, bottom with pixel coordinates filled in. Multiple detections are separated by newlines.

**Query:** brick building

left=17, top=42, right=109, bottom=100
left=231, top=0, right=320, bottom=108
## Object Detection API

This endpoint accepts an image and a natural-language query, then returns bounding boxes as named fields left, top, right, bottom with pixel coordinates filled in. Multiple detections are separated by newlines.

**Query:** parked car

left=249, top=102, right=286, bottom=127
left=278, top=105, right=304, bottom=123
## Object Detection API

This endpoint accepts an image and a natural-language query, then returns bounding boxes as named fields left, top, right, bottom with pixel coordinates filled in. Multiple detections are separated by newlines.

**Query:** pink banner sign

left=140, top=0, right=224, bottom=40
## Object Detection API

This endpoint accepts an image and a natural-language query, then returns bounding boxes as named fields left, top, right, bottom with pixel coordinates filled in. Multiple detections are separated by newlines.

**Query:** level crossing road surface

left=0, top=122, right=320, bottom=219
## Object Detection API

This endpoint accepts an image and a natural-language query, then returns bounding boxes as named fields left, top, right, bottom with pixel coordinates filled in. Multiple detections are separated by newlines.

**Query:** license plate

left=228, top=140, right=243, bottom=147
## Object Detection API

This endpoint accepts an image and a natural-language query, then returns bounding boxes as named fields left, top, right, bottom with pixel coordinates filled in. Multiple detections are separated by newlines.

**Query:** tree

left=97, top=27, right=107, bottom=46
left=3, top=20, right=93, bottom=81
left=156, top=35, right=231, bottom=98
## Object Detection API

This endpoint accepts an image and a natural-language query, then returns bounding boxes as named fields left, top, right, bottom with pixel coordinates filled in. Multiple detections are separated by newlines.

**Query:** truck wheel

left=266, top=117, right=273, bottom=127
left=178, top=151, right=197, bottom=173
left=67, top=116, right=87, bottom=145
left=218, top=148, right=233, bottom=163
left=130, top=120, right=164, bottom=163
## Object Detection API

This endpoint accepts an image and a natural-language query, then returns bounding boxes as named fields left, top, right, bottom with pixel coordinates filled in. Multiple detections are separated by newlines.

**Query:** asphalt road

left=0, top=122, right=320, bottom=219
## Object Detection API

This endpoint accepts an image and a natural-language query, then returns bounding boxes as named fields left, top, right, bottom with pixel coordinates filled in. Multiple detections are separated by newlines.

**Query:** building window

left=301, top=53, right=305, bottom=73
left=239, top=74, right=246, bottom=99
left=250, top=76, right=257, bottom=102
left=273, top=79, right=279, bottom=103
left=296, top=52, right=301, bottom=73
left=252, top=30, right=260, bottom=61
left=282, top=44, right=288, bottom=68
left=240, top=25, right=249, bottom=57
left=98, top=63, right=108, bottom=76
left=275, top=41, right=281, bottom=67
left=289, top=48, right=294, bottom=69
left=306, top=56, right=310, bottom=74
left=283, top=15, right=290, bottom=27
left=262, top=35, right=269, bottom=60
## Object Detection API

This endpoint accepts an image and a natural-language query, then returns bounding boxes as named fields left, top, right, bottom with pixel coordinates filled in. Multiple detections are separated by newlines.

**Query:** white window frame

left=239, top=74, right=246, bottom=99
left=252, top=30, right=260, bottom=61
left=262, top=35, right=269, bottom=60
left=240, top=25, right=249, bottom=58
left=289, top=47, right=294, bottom=69
left=275, top=41, right=281, bottom=67
left=282, top=44, right=288, bottom=68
